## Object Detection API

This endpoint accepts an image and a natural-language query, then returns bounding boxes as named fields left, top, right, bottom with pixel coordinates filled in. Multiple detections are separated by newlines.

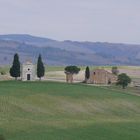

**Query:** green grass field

left=0, top=81, right=140, bottom=140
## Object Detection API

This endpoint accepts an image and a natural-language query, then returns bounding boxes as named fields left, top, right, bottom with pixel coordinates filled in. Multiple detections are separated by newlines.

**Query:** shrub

left=112, top=66, right=119, bottom=75
left=0, top=70, right=6, bottom=75
left=117, top=73, right=131, bottom=89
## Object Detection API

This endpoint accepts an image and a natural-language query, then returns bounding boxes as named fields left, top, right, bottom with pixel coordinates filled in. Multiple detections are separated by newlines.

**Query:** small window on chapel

left=28, top=68, right=30, bottom=71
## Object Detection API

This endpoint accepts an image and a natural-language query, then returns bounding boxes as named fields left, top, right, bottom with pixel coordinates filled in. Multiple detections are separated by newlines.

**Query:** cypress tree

left=37, top=54, right=45, bottom=80
left=85, top=66, right=90, bottom=80
left=10, top=53, right=20, bottom=80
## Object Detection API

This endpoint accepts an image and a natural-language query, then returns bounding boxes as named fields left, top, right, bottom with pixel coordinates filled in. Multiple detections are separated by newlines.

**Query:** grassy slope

left=0, top=81, right=140, bottom=140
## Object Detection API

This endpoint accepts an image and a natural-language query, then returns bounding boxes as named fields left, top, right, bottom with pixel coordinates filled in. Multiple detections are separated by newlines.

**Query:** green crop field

left=0, top=81, right=140, bottom=140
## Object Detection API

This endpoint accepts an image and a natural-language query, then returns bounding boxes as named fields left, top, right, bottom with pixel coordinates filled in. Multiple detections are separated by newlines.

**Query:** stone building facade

left=21, top=61, right=36, bottom=81
left=89, top=69, right=117, bottom=84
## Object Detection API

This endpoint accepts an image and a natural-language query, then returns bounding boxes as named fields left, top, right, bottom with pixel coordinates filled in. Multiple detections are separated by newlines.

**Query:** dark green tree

left=112, top=66, right=119, bottom=75
left=65, top=66, right=80, bottom=83
left=117, top=73, right=131, bottom=89
left=37, top=54, right=45, bottom=80
left=10, top=53, right=20, bottom=80
left=65, top=66, right=80, bottom=75
left=85, top=66, right=90, bottom=81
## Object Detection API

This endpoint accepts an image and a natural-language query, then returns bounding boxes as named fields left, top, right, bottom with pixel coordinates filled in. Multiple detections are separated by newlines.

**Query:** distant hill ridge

left=0, top=34, right=140, bottom=65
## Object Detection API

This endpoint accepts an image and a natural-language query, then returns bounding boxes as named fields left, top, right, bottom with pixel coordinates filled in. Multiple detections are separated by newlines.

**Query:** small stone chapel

left=21, top=61, right=36, bottom=81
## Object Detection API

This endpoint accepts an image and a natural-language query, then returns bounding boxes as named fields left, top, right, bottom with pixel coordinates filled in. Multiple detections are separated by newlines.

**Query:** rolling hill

left=0, top=81, right=140, bottom=140
left=0, top=34, right=140, bottom=65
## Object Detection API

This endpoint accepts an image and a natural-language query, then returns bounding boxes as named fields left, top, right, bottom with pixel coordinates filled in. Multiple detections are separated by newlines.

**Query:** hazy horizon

left=0, top=0, right=140, bottom=44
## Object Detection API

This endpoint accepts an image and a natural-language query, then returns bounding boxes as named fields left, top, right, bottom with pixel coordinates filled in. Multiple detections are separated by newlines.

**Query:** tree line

left=10, top=53, right=45, bottom=80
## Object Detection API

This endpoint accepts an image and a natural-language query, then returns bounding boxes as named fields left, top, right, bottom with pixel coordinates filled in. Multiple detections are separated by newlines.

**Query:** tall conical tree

left=85, top=66, right=90, bottom=82
left=37, top=54, right=45, bottom=80
left=10, top=53, right=20, bottom=80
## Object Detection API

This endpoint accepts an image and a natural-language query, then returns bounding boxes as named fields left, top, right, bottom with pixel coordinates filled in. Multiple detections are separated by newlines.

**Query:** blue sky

left=0, top=0, right=140, bottom=43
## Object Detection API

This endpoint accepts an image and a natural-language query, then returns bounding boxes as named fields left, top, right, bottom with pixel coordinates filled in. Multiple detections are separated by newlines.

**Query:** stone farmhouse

left=21, top=61, right=36, bottom=81
left=88, top=69, right=117, bottom=84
